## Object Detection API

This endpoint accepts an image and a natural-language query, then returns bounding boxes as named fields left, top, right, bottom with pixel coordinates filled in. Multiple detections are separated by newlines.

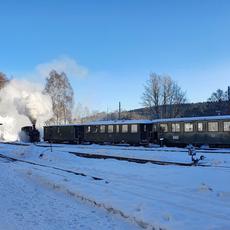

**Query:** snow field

left=0, top=143, right=230, bottom=229
left=0, top=159, right=140, bottom=230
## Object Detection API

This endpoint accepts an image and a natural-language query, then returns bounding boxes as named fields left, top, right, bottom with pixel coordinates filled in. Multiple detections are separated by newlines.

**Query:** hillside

left=129, top=101, right=230, bottom=120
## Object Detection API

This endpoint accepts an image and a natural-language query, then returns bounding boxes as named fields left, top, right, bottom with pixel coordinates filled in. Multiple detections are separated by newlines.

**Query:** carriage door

left=140, top=124, right=148, bottom=141
left=79, top=126, right=84, bottom=142
left=152, top=124, right=158, bottom=143
left=74, top=126, right=79, bottom=140
left=74, top=126, right=84, bottom=143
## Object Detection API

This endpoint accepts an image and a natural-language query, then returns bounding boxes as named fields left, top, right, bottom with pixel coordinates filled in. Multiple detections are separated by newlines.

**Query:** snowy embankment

left=0, top=143, right=230, bottom=229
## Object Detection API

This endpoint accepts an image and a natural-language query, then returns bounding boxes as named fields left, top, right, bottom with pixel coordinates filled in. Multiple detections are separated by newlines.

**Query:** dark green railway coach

left=155, top=115, right=230, bottom=147
left=44, top=125, right=84, bottom=143
left=83, top=120, right=153, bottom=145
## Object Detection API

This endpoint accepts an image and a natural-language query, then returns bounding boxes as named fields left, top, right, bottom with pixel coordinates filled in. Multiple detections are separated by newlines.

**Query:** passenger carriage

left=44, top=125, right=84, bottom=144
left=83, top=120, right=153, bottom=145
left=155, top=115, right=230, bottom=147
left=44, top=120, right=153, bottom=145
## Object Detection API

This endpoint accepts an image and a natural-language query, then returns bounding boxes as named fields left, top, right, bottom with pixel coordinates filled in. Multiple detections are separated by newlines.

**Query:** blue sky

left=1, top=0, right=230, bottom=111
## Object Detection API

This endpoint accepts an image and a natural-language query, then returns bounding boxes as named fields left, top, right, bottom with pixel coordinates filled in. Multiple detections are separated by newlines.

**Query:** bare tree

left=162, top=76, right=174, bottom=117
left=171, top=83, right=187, bottom=117
left=208, top=89, right=228, bottom=102
left=142, top=73, right=161, bottom=118
left=72, top=103, right=91, bottom=123
left=44, top=70, right=74, bottom=125
left=0, top=72, right=9, bottom=104
left=142, top=73, right=187, bottom=119
left=0, top=72, right=9, bottom=90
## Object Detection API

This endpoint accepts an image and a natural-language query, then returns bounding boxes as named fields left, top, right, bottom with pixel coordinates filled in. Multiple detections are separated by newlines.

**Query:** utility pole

left=228, top=86, right=230, bottom=101
left=228, top=86, right=230, bottom=114
left=118, top=102, right=121, bottom=120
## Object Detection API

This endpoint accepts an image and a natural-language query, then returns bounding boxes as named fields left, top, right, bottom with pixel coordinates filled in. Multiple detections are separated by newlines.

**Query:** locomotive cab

left=21, top=125, right=40, bottom=143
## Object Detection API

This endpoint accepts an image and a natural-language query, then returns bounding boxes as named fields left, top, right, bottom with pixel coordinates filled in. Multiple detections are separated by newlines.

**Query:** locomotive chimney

left=31, top=119, right=36, bottom=130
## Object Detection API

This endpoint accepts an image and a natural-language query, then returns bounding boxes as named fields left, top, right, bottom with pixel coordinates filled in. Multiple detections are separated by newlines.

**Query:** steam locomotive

left=20, top=115, right=230, bottom=147
left=21, top=124, right=40, bottom=142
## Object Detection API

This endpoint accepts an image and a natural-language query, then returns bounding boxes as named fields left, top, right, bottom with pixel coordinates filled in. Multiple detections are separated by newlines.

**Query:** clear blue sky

left=1, top=0, right=230, bottom=111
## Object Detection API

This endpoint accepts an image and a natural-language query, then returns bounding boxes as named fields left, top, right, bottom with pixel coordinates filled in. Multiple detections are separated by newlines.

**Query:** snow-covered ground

left=39, top=143, right=230, bottom=166
left=0, top=161, right=136, bottom=230
left=0, top=143, right=230, bottom=229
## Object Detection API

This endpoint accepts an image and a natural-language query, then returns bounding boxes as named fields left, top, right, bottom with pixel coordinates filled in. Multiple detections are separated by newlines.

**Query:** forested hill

left=130, top=101, right=230, bottom=119
left=77, top=101, right=230, bottom=123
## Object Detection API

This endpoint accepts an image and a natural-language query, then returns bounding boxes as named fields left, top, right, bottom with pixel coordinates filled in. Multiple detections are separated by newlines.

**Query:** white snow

left=44, top=115, right=230, bottom=127
left=0, top=143, right=229, bottom=229
left=44, top=119, right=153, bottom=127
left=152, top=114, right=230, bottom=123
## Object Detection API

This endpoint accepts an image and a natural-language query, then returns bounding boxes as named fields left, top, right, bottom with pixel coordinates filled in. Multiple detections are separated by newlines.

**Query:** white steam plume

left=0, top=79, right=53, bottom=141
left=36, top=56, right=88, bottom=79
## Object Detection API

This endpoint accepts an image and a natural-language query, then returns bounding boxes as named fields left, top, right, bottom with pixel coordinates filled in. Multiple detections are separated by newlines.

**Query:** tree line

left=141, top=73, right=230, bottom=119
left=0, top=70, right=229, bottom=124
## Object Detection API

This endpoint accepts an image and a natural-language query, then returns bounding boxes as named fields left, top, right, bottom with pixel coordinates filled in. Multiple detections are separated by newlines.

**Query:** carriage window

left=108, top=125, right=113, bottom=133
left=122, top=125, right=128, bottom=133
left=224, top=122, right=230, bottom=131
left=91, top=126, right=94, bottom=133
left=131, top=124, right=138, bottom=133
left=152, top=125, right=157, bottom=132
left=208, top=122, right=218, bottom=132
left=143, top=125, right=147, bottom=132
left=93, top=126, right=99, bottom=133
left=172, top=123, right=180, bottom=132
left=197, top=122, right=203, bottom=132
left=87, top=126, right=91, bottom=133
left=160, top=124, right=168, bottom=132
left=184, top=123, right=193, bottom=132
left=100, top=125, right=106, bottom=133
left=116, top=125, right=120, bottom=133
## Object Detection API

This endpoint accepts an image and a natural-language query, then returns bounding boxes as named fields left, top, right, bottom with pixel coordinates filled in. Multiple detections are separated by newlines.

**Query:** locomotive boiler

left=21, top=124, right=40, bottom=143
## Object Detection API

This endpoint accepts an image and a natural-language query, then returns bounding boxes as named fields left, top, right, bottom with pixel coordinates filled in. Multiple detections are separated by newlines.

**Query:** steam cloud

left=0, top=79, right=53, bottom=141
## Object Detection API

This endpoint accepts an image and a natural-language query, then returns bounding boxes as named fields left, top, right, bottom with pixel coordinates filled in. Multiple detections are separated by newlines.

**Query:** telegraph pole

left=228, top=86, right=230, bottom=101
left=228, top=86, right=230, bottom=115
left=118, top=102, right=121, bottom=120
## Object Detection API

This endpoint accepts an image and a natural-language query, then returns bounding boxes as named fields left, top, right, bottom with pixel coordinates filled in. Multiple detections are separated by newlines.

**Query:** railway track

left=0, top=141, right=198, bottom=166
left=2, top=141, right=230, bottom=168
left=0, top=153, right=108, bottom=182
left=2, top=141, right=230, bottom=154
left=68, top=151, right=197, bottom=166
left=0, top=141, right=30, bottom=146
left=36, top=143, right=230, bottom=155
